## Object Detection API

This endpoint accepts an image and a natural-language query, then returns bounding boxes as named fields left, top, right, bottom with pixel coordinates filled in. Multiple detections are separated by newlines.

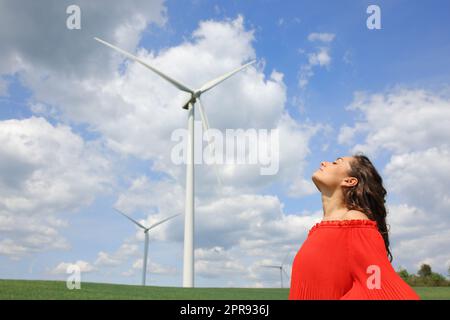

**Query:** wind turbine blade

left=199, top=60, right=256, bottom=94
left=114, top=207, right=147, bottom=230
left=281, top=252, right=290, bottom=266
left=197, top=98, right=223, bottom=188
left=197, top=97, right=212, bottom=134
left=94, top=37, right=194, bottom=94
left=261, top=265, right=281, bottom=269
left=282, top=268, right=290, bottom=279
left=147, top=213, right=180, bottom=231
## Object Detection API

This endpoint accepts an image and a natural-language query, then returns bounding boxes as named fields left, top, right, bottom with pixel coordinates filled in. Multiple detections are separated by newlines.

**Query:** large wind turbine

left=262, top=253, right=291, bottom=288
left=114, top=208, right=180, bottom=286
left=96, top=37, right=255, bottom=287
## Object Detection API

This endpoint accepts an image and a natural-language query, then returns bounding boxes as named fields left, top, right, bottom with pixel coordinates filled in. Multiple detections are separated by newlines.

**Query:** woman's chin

left=311, top=170, right=321, bottom=180
left=311, top=174, right=320, bottom=186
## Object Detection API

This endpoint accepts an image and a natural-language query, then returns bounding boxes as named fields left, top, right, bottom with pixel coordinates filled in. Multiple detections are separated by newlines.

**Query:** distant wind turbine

left=114, top=207, right=180, bottom=286
left=96, top=37, right=255, bottom=287
left=262, top=253, right=291, bottom=288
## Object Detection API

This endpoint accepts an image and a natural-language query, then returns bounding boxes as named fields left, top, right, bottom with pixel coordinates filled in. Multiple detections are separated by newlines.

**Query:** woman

left=288, top=154, right=420, bottom=300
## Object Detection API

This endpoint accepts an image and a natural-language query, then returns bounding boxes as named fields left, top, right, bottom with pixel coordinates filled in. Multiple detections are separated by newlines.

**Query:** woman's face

left=311, top=156, right=357, bottom=193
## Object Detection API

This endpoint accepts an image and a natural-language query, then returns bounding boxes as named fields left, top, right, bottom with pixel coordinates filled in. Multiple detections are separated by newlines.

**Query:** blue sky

left=0, top=0, right=449, bottom=288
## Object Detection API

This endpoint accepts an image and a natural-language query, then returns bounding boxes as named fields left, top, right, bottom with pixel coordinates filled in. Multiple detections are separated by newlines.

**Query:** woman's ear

left=342, top=177, right=358, bottom=187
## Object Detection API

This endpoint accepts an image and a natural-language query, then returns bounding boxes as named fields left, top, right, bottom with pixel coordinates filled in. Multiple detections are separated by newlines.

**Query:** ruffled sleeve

left=340, top=226, right=420, bottom=300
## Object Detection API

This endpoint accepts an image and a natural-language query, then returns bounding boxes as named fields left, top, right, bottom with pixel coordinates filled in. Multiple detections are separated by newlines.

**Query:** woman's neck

left=321, top=192, right=349, bottom=221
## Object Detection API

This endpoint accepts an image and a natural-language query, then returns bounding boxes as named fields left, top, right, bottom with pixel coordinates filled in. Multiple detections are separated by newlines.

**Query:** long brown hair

left=343, top=153, right=393, bottom=262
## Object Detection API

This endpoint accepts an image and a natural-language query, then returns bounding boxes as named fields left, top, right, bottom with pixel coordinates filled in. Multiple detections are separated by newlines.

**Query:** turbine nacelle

left=182, top=96, right=196, bottom=110
left=182, top=91, right=202, bottom=110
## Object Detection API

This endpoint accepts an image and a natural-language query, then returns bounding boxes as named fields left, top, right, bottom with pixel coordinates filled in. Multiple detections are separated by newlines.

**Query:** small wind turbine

left=262, top=253, right=291, bottom=288
left=114, top=208, right=180, bottom=286
left=96, top=37, right=255, bottom=287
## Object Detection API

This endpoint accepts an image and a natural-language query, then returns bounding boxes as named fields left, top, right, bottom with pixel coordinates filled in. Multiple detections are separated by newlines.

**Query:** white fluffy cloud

left=0, top=1, right=167, bottom=260
left=94, top=243, right=140, bottom=267
left=195, top=246, right=247, bottom=280
left=298, top=33, right=335, bottom=88
left=338, top=89, right=450, bottom=155
left=0, top=117, right=112, bottom=258
left=385, top=147, right=450, bottom=214
left=0, top=0, right=167, bottom=78
left=308, top=47, right=332, bottom=67
left=307, top=32, right=335, bottom=43
left=50, top=260, right=96, bottom=275
left=130, top=258, right=177, bottom=276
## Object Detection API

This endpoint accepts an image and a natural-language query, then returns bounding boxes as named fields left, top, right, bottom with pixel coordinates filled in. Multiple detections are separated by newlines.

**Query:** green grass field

left=0, top=280, right=448, bottom=300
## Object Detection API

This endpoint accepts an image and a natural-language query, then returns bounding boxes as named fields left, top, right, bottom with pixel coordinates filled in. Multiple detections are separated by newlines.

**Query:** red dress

left=288, top=219, right=420, bottom=300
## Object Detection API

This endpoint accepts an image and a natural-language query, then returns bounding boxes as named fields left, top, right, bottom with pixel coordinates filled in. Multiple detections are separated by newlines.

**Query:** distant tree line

left=397, top=264, right=450, bottom=287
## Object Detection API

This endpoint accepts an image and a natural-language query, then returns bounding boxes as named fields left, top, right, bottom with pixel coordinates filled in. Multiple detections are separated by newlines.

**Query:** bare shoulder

left=343, top=210, right=370, bottom=220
